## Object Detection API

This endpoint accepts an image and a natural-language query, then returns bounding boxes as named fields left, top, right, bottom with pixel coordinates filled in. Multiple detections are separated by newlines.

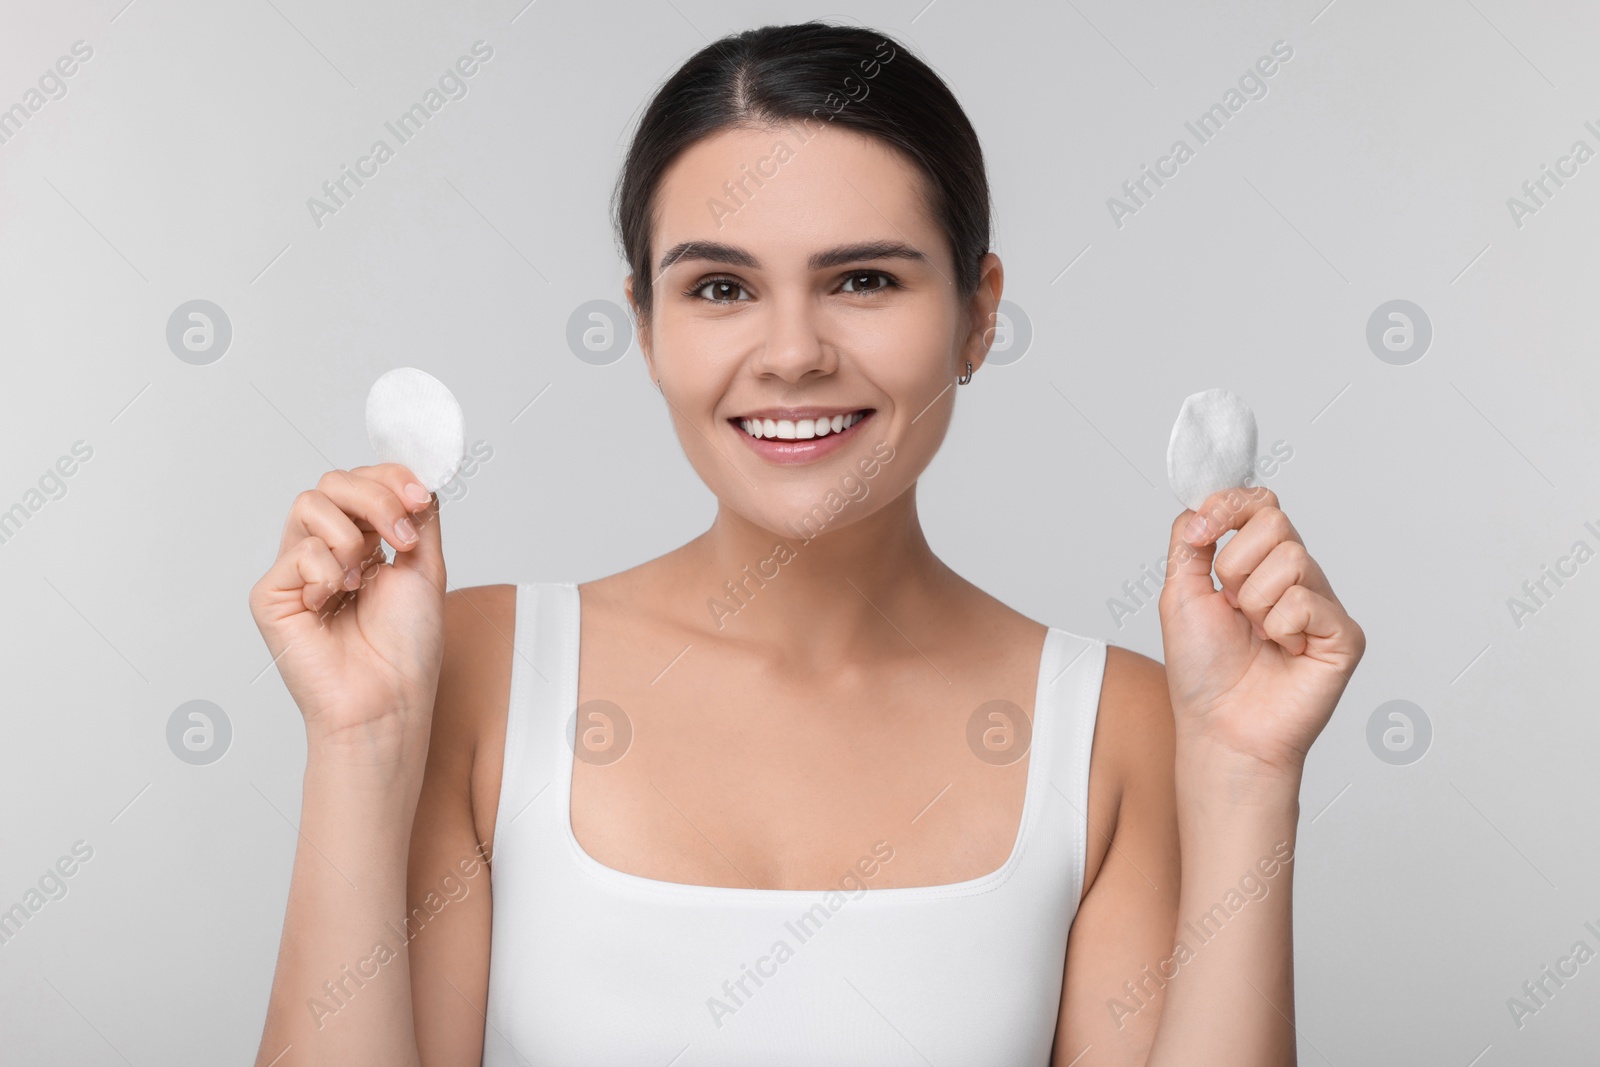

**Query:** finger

left=1263, top=584, right=1364, bottom=665
left=1212, top=504, right=1301, bottom=601
left=1232, top=539, right=1327, bottom=636
left=282, top=489, right=386, bottom=575
left=300, top=536, right=360, bottom=614
left=303, top=466, right=434, bottom=555
left=349, top=462, right=435, bottom=502
left=1182, top=485, right=1279, bottom=548
left=258, top=535, right=350, bottom=615
left=1161, top=507, right=1225, bottom=610
left=1162, top=485, right=1278, bottom=612
left=351, top=462, right=438, bottom=553
left=392, top=490, right=445, bottom=588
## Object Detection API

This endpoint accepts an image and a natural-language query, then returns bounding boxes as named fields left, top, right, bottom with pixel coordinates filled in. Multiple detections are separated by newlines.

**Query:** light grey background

left=2, top=0, right=1596, bottom=1062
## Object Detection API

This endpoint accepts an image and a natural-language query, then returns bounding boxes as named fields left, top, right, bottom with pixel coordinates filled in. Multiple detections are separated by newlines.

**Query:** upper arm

left=408, top=584, right=515, bottom=1067
left=1053, top=646, right=1181, bottom=1067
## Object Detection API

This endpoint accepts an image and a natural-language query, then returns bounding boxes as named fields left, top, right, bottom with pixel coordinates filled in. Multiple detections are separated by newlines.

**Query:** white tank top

left=483, top=581, right=1108, bottom=1066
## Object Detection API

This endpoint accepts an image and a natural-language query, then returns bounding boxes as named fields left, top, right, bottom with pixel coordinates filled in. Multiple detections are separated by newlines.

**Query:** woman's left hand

left=1158, top=486, right=1366, bottom=779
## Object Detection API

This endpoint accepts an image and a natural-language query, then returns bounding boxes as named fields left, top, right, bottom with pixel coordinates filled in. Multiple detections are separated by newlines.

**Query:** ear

left=625, top=274, right=657, bottom=382
left=961, top=252, right=1004, bottom=375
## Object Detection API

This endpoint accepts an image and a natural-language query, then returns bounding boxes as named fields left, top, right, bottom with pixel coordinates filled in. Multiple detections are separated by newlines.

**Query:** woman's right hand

left=249, top=464, right=448, bottom=765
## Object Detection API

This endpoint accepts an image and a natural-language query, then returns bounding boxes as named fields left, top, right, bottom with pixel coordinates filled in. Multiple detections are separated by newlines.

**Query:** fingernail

left=344, top=567, right=361, bottom=590
left=394, top=516, right=418, bottom=544
left=1184, top=514, right=1209, bottom=542
left=404, top=481, right=431, bottom=506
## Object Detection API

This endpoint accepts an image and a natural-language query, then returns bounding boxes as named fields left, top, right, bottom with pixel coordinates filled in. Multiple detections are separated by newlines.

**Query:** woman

left=250, top=21, right=1363, bottom=1067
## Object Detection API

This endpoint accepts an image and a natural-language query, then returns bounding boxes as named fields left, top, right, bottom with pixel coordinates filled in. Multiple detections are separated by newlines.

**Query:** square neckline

left=552, top=580, right=1061, bottom=901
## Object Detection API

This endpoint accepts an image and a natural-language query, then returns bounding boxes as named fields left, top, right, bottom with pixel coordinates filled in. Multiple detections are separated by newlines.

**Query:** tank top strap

left=1035, top=626, right=1109, bottom=909
left=494, top=581, right=579, bottom=836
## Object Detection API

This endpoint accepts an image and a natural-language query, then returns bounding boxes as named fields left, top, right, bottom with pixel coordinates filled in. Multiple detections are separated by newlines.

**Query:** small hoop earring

left=956, top=360, right=973, bottom=385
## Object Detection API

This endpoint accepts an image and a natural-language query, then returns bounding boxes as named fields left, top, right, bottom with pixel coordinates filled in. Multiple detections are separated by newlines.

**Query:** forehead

left=651, top=123, right=937, bottom=263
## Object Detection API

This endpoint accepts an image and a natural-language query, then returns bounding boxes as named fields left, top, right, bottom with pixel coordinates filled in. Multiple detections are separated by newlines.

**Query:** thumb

left=1159, top=508, right=1219, bottom=614
left=394, top=492, right=446, bottom=588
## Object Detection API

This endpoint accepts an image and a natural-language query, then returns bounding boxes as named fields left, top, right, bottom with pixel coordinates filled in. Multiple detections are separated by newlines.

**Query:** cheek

left=859, top=309, right=955, bottom=383
left=882, top=333, right=960, bottom=416
left=656, top=310, right=750, bottom=378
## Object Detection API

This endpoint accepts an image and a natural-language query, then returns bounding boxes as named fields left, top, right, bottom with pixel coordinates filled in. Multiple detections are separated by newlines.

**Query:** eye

left=840, top=270, right=898, bottom=295
left=684, top=276, right=750, bottom=303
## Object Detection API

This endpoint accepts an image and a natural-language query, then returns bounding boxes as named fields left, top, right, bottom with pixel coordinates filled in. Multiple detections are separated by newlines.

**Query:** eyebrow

left=655, top=239, right=928, bottom=276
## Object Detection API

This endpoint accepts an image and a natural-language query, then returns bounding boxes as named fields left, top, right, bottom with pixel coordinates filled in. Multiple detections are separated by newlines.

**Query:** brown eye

left=687, top=277, right=750, bottom=302
left=841, top=270, right=896, bottom=294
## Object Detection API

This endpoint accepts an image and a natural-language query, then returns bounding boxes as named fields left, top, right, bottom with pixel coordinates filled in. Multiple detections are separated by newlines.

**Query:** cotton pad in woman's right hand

left=1166, top=388, right=1258, bottom=511
left=365, top=367, right=466, bottom=493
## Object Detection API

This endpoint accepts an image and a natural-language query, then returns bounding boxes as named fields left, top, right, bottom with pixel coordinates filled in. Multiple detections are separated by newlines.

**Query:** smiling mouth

left=730, top=408, right=876, bottom=441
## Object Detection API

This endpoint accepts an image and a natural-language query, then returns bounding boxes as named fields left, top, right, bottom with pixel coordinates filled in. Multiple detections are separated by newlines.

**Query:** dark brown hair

left=612, top=21, right=992, bottom=321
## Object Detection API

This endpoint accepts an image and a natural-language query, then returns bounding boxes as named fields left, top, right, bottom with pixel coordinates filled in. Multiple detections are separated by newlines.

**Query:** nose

left=750, top=290, right=838, bottom=384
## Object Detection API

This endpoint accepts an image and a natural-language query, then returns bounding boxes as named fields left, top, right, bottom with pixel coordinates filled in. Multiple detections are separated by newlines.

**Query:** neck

left=678, top=481, right=959, bottom=662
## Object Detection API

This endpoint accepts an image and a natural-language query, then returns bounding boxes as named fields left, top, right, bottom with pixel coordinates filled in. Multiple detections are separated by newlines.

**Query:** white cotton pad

left=1166, top=388, right=1258, bottom=511
left=365, top=367, right=466, bottom=493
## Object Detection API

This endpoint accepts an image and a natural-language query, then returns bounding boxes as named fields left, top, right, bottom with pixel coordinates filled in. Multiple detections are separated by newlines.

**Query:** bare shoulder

left=442, top=582, right=519, bottom=666
left=1097, top=646, right=1175, bottom=770
left=435, top=584, right=519, bottom=854
left=1054, top=648, right=1183, bottom=1059
left=1080, top=645, right=1177, bottom=895
left=407, top=583, right=517, bottom=1064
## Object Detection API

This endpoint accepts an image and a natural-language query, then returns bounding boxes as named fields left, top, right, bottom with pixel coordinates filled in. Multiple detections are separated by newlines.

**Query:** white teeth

left=739, top=410, right=867, bottom=440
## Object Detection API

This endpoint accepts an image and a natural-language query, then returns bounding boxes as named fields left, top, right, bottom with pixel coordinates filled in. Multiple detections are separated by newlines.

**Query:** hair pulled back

left=612, top=21, right=992, bottom=320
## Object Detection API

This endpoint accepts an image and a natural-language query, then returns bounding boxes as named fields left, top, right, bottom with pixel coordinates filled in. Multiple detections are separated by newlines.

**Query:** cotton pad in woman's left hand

left=1166, top=388, right=1258, bottom=511
left=365, top=367, right=466, bottom=493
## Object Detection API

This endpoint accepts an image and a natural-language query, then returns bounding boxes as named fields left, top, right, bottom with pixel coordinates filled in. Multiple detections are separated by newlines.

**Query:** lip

left=728, top=408, right=876, bottom=465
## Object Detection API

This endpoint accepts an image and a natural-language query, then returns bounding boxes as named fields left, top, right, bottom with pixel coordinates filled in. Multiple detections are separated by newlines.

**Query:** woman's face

left=629, top=122, right=1001, bottom=536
